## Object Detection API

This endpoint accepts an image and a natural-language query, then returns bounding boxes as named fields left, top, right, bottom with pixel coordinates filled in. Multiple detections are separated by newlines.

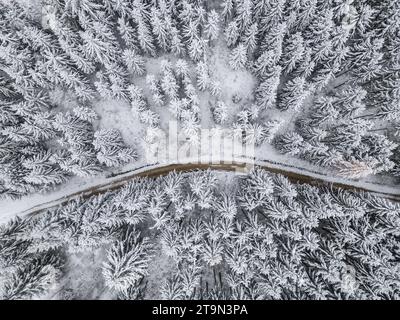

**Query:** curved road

left=12, top=160, right=399, bottom=219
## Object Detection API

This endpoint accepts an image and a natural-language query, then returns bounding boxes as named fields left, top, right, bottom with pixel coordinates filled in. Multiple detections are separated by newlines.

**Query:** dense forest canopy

left=0, top=168, right=399, bottom=299
left=1, top=0, right=400, bottom=200
left=1, top=0, right=400, bottom=301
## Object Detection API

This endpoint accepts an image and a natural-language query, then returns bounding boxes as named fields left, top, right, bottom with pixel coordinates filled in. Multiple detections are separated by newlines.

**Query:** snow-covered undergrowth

left=1, top=169, right=399, bottom=300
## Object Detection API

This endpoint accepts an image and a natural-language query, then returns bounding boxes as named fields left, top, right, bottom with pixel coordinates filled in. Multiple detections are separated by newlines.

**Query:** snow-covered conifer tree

left=201, top=239, right=223, bottom=267
left=117, top=17, right=139, bottom=50
left=80, top=21, right=120, bottom=67
left=150, top=7, right=170, bottom=52
left=209, top=80, right=222, bottom=98
left=221, top=0, right=234, bottom=22
left=280, top=33, right=305, bottom=74
left=196, top=60, right=210, bottom=91
left=225, top=20, right=240, bottom=48
left=72, top=106, right=98, bottom=123
left=102, top=230, right=153, bottom=292
left=137, top=19, right=156, bottom=56
left=170, top=26, right=185, bottom=57
left=255, top=66, right=282, bottom=109
left=160, top=275, right=185, bottom=300
left=244, top=23, right=258, bottom=55
left=1, top=251, right=62, bottom=300
left=214, top=192, right=237, bottom=220
left=260, top=22, right=286, bottom=60
left=229, top=43, right=248, bottom=70
left=93, top=129, right=137, bottom=167
left=235, top=0, right=253, bottom=32
left=161, top=60, right=179, bottom=101
left=188, top=37, right=207, bottom=62
left=275, top=132, right=305, bottom=156
left=146, top=74, right=165, bottom=106
left=205, top=10, right=220, bottom=42
left=212, top=101, right=229, bottom=125
left=278, top=77, right=309, bottom=111
left=122, top=49, right=146, bottom=76
left=253, top=50, right=277, bottom=79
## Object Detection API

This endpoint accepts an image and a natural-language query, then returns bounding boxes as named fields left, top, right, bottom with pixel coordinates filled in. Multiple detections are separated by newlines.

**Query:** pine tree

left=188, top=37, right=207, bottom=62
left=225, top=20, right=240, bottom=48
left=2, top=251, right=62, bottom=300
left=93, top=129, right=137, bottom=167
left=335, top=158, right=374, bottom=179
left=229, top=43, right=248, bottom=70
left=311, top=66, right=335, bottom=92
left=102, top=230, right=153, bottom=292
left=72, top=106, right=98, bottom=123
left=281, top=32, right=305, bottom=75
left=201, top=239, right=223, bottom=267
left=161, top=60, right=179, bottom=100
left=235, top=0, right=253, bottom=32
left=333, top=86, right=367, bottom=119
left=150, top=7, right=170, bottom=52
left=170, top=25, right=185, bottom=57
left=80, top=21, right=120, bottom=67
left=213, top=192, right=237, bottom=220
left=205, top=10, right=220, bottom=42
left=294, top=48, right=316, bottom=79
left=146, top=74, right=165, bottom=106
left=244, top=23, right=258, bottom=55
left=117, top=279, right=147, bottom=300
left=182, top=17, right=199, bottom=43
left=160, top=275, right=185, bottom=300
left=0, top=217, right=31, bottom=273
left=255, top=65, right=282, bottom=109
left=221, top=0, right=235, bottom=22
left=275, top=132, right=305, bottom=156
left=196, top=60, right=210, bottom=91
left=94, top=71, right=112, bottom=99
left=253, top=50, right=278, bottom=79
left=304, top=8, right=334, bottom=60
left=295, top=0, right=318, bottom=31
left=259, top=0, right=286, bottom=32
left=54, top=22, right=96, bottom=74
left=212, top=101, right=229, bottom=125
left=260, top=22, right=286, bottom=60
left=137, top=19, right=156, bottom=56
left=122, top=49, right=146, bottom=76
left=128, top=84, right=148, bottom=113
left=209, top=80, right=222, bottom=98
left=117, top=17, right=139, bottom=50
left=347, top=36, right=384, bottom=84
left=22, top=151, right=68, bottom=188
left=308, top=96, right=339, bottom=127
left=263, top=119, right=283, bottom=143
left=278, top=77, right=309, bottom=111
left=244, top=123, right=268, bottom=146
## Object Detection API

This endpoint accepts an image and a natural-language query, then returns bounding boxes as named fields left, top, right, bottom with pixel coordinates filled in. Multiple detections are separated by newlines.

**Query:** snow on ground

left=210, top=38, right=256, bottom=104
left=93, top=98, right=145, bottom=154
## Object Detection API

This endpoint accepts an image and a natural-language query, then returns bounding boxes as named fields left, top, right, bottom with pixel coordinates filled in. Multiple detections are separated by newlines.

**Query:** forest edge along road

left=7, top=159, right=400, bottom=220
